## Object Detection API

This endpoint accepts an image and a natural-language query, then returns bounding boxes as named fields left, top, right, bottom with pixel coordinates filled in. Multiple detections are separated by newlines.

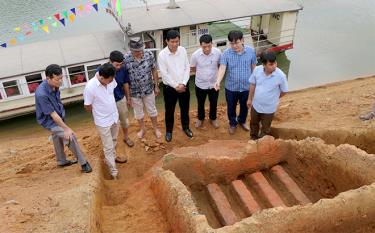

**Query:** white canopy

left=0, top=30, right=124, bottom=79
left=121, top=0, right=302, bottom=35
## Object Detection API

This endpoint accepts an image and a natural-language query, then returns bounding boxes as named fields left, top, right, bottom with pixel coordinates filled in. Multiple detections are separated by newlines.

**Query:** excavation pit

left=151, top=137, right=375, bottom=233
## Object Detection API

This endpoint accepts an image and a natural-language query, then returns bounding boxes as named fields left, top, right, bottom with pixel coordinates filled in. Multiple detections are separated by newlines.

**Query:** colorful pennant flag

left=42, top=25, right=49, bottom=33
left=69, top=14, right=75, bottom=23
left=116, top=0, right=122, bottom=17
left=63, top=10, right=69, bottom=18
left=1, top=0, right=104, bottom=48
left=23, top=23, right=31, bottom=31
left=9, top=38, right=17, bottom=45
left=31, top=22, right=38, bottom=32
left=59, top=18, right=66, bottom=26
left=54, top=13, right=60, bottom=21
left=17, top=35, right=25, bottom=41
left=92, top=3, right=99, bottom=12
left=86, top=3, right=92, bottom=13
left=100, top=0, right=108, bottom=7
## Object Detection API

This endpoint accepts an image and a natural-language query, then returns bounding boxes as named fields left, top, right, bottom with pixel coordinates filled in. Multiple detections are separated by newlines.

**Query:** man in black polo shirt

left=35, top=64, right=92, bottom=173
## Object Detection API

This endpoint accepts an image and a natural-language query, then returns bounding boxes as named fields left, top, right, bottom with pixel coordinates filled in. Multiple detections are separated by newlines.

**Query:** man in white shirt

left=190, top=34, right=221, bottom=129
left=158, top=30, right=193, bottom=142
left=83, top=63, right=120, bottom=180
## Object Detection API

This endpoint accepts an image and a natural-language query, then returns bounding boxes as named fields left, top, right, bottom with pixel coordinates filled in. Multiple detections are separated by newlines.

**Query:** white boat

left=107, top=0, right=303, bottom=56
left=0, top=0, right=302, bottom=120
left=0, top=30, right=124, bottom=120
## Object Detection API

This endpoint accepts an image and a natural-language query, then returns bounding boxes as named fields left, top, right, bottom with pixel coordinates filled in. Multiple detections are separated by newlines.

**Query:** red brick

left=271, top=165, right=311, bottom=205
left=231, top=180, right=261, bottom=216
left=247, top=172, right=286, bottom=207
left=207, top=183, right=238, bottom=226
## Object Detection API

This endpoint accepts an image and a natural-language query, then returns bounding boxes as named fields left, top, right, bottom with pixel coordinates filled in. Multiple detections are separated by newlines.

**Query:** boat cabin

left=0, top=30, right=124, bottom=120
left=109, top=0, right=303, bottom=57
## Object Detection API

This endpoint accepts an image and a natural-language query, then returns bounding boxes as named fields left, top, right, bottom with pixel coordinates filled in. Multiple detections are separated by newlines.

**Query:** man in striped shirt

left=215, top=30, right=257, bottom=135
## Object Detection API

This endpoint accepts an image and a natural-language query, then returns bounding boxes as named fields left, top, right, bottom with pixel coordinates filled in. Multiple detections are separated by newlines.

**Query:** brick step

left=207, top=183, right=238, bottom=226
left=231, top=180, right=261, bottom=216
left=246, top=172, right=287, bottom=208
left=270, top=165, right=311, bottom=205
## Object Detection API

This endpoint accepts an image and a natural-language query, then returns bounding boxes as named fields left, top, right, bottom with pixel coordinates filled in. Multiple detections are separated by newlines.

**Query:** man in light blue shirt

left=215, top=30, right=257, bottom=135
left=247, top=50, right=288, bottom=140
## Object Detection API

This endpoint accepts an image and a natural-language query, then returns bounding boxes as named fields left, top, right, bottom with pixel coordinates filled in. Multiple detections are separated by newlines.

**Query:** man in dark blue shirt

left=108, top=51, right=134, bottom=148
left=35, top=64, right=92, bottom=173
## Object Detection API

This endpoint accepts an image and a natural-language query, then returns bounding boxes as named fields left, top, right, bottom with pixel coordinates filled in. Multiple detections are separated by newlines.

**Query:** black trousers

left=250, top=106, right=274, bottom=138
left=195, top=85, right=219, bottom=121
left=163, top=84, right=190, bottom=133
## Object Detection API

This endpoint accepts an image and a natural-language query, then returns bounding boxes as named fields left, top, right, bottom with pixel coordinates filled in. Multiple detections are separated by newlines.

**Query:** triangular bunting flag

left=92, top=3, right=99, bottom=12
left=78, top=5, right=84, bottom=11
left=59, top=18, right=66, bottom=26
left=17, top=35, right=25, bottom=41
left=51, top=22, right=58, bottom=27
left=1, top=43, right=7, bottom=48
left=100, top=0, right=108, bottom=7
left=116, top=0, right=122, bottom=17
left=86, top=3, right=92, bottom=13
left=42, top=25, right=49, bottom=33
left=93, top=0, right=99, bottom=3
left=63, top=10, right=69, bottom=18
left=31, top=22, right=38, bottom=32
left=54, top=13, right=60, bottom=21
left=9, top=38, right=17, bottom=45
left=69, top=14, right=75, bottom=23
left=47, top=16, right=52, bottom=20
left=23, top=23, right=31, bottom=30
left=14, top=27, right=21, bottom=32
left=70, top=8, right=76, bottom=15
left=25, top=31, right=32, bottom=36
left=39, top=19, right=44, bottom=25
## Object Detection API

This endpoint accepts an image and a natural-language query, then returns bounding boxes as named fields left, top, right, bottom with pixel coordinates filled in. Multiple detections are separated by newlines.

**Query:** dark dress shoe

left=165, top=132, right=172, bottom=142
left=183, top=128, right=193, bottom=138
left=81, top=162, right=92, bottom=173
left=58, top=159, right=78, bottom=167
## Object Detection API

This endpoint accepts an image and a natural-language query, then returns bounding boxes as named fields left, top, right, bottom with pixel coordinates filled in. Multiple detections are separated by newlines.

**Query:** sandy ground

left=0, top=75, right=374, bottom=233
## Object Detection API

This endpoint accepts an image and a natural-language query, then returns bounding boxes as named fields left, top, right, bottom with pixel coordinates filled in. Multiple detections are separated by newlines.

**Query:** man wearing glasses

left=215, top=30, right=257, bottom=135
left=35, top=64, right=92, bottom=173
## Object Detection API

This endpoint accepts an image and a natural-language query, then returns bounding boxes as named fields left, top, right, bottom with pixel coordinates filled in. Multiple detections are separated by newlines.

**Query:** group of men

left=35, top=29, right=288, bottom=179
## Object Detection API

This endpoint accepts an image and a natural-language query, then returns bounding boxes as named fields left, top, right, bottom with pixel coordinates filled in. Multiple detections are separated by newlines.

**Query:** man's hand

left=175, top=84, right=186, bottom=93
left=154, top=85, right=160, bottom=96
left=127, top=98, right=133, bottom=108
left=64, top=127, right=74, bottom=141
left=247, top=98, right=253, bottom=109
left=214, top=81, right=221, bottom=91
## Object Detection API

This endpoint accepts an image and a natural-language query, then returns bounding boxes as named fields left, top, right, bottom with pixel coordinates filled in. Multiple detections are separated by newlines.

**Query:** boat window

left=25, top=73, right=43, bottom=94
left=3, top=80, right=22, bottom=98
left=87, top=64, right=101, bottom=80
left=68, top=65, right=87, bottom=85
